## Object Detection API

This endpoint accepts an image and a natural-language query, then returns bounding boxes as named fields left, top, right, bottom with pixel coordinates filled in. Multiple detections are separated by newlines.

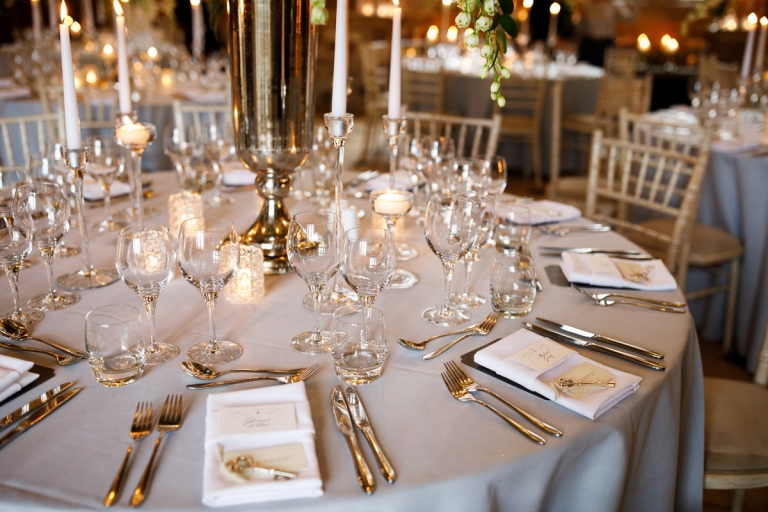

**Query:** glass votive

left=490, top=253, right=537, bottom=318
left=84, top=304, right=145, bottom=387
left=168, top=191, right=203, bottom=239
left=224, top=246, right=265, bottom=303
left=330, top=306, right=388, bottom=384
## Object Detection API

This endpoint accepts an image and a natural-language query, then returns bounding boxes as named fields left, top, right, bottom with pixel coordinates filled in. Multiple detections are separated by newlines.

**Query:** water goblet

left=201, top=120, right=236, bottom=206
left=449, top=192, right=496, bottom=307
left=116, top=225, right=179, bottom=365
left=0, top=166, right=38, bottom=270
left=86, top=137, right=127, bottom=232
left=370, top=189, right=418, bottom=288
left=423, top=195, right=477, bottom=326
left=177, top=217, right=242, bottom=365
left=341, top=227, right=396, bottom=320
left=287, top=211, right=341, bottom=354
left=15, top=182, right=80, bottom=311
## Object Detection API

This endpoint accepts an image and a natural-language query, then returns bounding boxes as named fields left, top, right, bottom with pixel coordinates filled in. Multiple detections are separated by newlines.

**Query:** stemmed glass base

left=186, top=339, right=242, bottom=366
left=28, top=291, right=80, bottom=311
left=422, top=305, right=471, bottom=327
left=4, top=309, right=44, bottom=326
left=57, top=268, right=119, bottom=290
left=144, top=343, right=180, bottom=365
left=93, top=218, right=128, bottom=233
left=448, top=291, right=487, bottom=308
left=291, top=331, right=333, bottom=355
left=388, top=269, right=419, bottom=289
left=113, top=206, right=159, bottom=222
left=396, top=242, right=418, bottom=261
left=302, top=286, right=360, bottom=315
left=206, top=194, right=234, bottom=207
left=54, top=244, right=80, bottom=258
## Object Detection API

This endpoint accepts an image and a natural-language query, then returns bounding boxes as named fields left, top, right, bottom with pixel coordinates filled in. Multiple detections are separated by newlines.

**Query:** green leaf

left=498, top=15, right=518, bottom=38
left=499, top=0, right=514, bottom=15
left=497, top=28, right=507, bottom=54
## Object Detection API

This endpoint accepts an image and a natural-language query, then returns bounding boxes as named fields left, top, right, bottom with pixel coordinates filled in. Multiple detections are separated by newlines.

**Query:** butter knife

left=346, top=387, right=396, bottom=484
left=522, top=322, right=665, bottom=371
left=0, top=387, right=82, bottom=450
left=331, top=386, right=374, bottom=494
left=538, top=247, right=643, bottom=255
left=0, top=381, right=74, bottom=432
left=536, top=318, right=665, bottom=360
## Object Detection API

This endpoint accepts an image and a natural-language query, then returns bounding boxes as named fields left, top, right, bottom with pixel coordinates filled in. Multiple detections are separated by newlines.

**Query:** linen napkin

left=560, top=252, right=677, bottom=291
left=221, top=162, right=255, bottom=186
left=83, top=181, right=132, bottom=201
left=202, top=382, right=323, bottom=507
left=474, top=329, right=641, bottom=419
left=0, top=354, right=38, bottom=402
left=497, top=200, right=581, bottom=226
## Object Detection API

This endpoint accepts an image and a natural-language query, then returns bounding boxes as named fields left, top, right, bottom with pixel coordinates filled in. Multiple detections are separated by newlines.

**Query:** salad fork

left=0, top=341, right=80, bottom=365
left=186, top=363, right=320, bottom=389
left=441, top=371, right=545, bottom=444
left=571, top=284, right=685, bottom=308
left=399, top=312, right=499, bottom=351
left=104, top=402, right=153, bottom=507
left=444, top=361, right=562, bottom=437
left=423, top=312, right=499, bottom=360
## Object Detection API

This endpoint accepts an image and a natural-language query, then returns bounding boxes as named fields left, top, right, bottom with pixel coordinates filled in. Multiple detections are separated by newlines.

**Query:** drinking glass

left=201, top=120, right=236, bottom=206
left=0, top=166, right=38, bottom=269
left=450, top=193, right=496, bottom=307
left=486, top=156, right=508, bottom=196
left=490, top=253, right=537, bottom=318
left=495, top=203, right=532, bottom=254
left=15, top=182, right=80, bottom=311
left=0, top=181, right=43, bottom=326
left=114, top=117, right=158, bottom=227
left=85, top=304, right=144, bottom=387
left=341, top=227, right=396, bottom=319
left=116, top=225, right=179, bottom=365
left=330, top=306, right=388, bottom=384
left=287, top=211, right=341, bottom=354
left=162, top=125, right=202, bottom=193
left=423, top=195, right=476, bottom=326
left=370, top=189, right=418, bottom=288
left=86, top=137, right=126, bottom=232
left=177, top=217, right=242, bottom=365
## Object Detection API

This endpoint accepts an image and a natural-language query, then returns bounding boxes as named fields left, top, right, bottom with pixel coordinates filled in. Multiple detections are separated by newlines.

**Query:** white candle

left=95, top=0, right=106, bottom=25
left=80, top=0, right=94, bottom=32
left=31, top=0, right=42, bottom=42
left=440, top=0, right=450, bottom=42
left=59, top=1, right=81, bottom=149
left=116, top=123, right=151, bottom=146
left=47, top=0, right=57, bottom=30
left=190, top=0, right=204, bottom=57
left=388, top=0, right=401, bottom=118
left=755, top=17, right=768, bottom=76
left=742, top=13, right=758, bottom=82
left=547, top=3, right=560, bottom=47
left=114, top=0, right=131, bottom=114
left=374, top=192, right=411, bottom=215
left=331, top=0, right=348, bottom=116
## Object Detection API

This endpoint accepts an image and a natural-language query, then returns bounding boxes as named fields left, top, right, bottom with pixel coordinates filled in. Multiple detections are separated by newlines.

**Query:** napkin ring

left=225, top=455, right=297, bottom=480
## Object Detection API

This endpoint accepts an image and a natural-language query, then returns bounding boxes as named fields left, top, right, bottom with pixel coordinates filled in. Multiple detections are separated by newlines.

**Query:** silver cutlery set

left=181, top=361, right=320, bottom=389
left=0, top=317, right=86, bottom=365
left=398, top=312, right=500, bottom=359
left=331, top=385, right=395, bottom=494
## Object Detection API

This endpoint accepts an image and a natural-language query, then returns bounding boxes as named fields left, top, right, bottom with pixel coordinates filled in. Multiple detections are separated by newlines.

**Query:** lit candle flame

left=447, top=26, right=458, bottom=42
left=393, top=0, right=399, bottom=6
left=60, top=0, right=67, bottom=22
left=523, top=0, right=533, bottom=8
left=190, top=0, right=200, bottom=6
left=749, top=12, right=758, bottom=25
left=761, top=16, right=768, bottom=27
left=427, top=25, right=439, bottom=41
left=661, top=34, right=671, bottom=45
left=113, top=0, right=123, bottom=16
left=550, top=3, right=560, bottom=15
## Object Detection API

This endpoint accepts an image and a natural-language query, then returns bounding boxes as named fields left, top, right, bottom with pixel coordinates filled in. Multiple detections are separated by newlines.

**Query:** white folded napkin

left=497, top=199, right=581, bottom=225
left=83, top=181, right=132, bottom=201
left=0, top=353, right=37, bottom=402
left=364, top=171, right=418, bottom=192
left=181, top=89, right=227, bottom=104
left=202, top=382, right=323, bottom=507
left=221, top=163, right=255, bottom=186
left=474, top=329, right=641, bottom=419
left=560, top=252, right=677, bottom=291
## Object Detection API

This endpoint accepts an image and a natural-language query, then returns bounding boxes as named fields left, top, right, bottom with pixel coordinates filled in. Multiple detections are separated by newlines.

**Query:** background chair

left=402, top=67, right=444, bottom=114
left=698, top=54, right=740, bottom=89
left=405, top=112, right=501, bottom=160
left=603, top=47, right=640, bottom=77
left=0, top=111, right=64, bottom=169
left=172, top=101, right=230, bottom=134
left=358, top=40, right=391, bottom=162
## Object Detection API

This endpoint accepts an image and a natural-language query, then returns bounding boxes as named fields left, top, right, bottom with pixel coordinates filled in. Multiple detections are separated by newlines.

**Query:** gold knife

left=331, top=386, right=374, bottom=494
left=0, top=382, right=75, bottom=432
left=0, top=388, right=82, bottom=450
left=346, top=386, right=396, bottom=484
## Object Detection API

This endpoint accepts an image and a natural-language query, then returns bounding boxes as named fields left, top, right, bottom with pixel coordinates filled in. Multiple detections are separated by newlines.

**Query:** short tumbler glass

left=330, top=306, right=388, bottom=385
left=490, top=254, right=537, bottom=318
left=85, top=304, right=145, bottom=387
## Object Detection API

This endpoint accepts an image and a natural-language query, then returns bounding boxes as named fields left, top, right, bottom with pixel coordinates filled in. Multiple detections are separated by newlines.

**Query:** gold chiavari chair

left=405, top=112, right=501, bottom=160
left=0, top=111, right=64, bottom=169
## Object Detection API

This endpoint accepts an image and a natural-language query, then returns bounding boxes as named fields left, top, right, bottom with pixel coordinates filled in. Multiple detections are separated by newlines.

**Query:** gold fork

left=186, top=363, right=320, bottom=389
left=130, top=395, right=183, bottom=507
left=441, top=371, right=545, bottom=444
left=423, top=313, right=499, bottom=361
left=104, top=402, right=153, bottom=507
left=444, top=361, right=562, bottom=437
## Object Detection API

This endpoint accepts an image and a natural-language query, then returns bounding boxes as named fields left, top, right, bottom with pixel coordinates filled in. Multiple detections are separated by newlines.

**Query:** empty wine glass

left=201, top=120, right=236, bottom=206
left=15, top=182, right=80, bottom=311
left=0, top=180, right=43, bottom=326
left=0, top=166, right=38, bottom=269
left=177, top=217, right=242, bottom=365
left=86, top=137, right=126, bottom=232
left=286, top=211, right=340, bottom=354
left=370, top=189, right=418, bottom=288
left=341, top=227, right=396, bottom=319
left=163, top=125, right=201, bottom=192
left=116, top=225, right=179, bottom=365
left=423, top=195, right=477, bottom=326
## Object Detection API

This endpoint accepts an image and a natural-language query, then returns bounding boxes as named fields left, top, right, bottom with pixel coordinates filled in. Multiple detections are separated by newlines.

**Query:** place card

left=223, top=443, right=309, bottom=476
left=219, top=403, right=297, bottom=435
left=552, top=362, right=616, bottom=399
left=584, top=254, right=621, bottom=277
left=613, top=260, right=654, bottom=283
left=510, top=339, right=573, bottom=373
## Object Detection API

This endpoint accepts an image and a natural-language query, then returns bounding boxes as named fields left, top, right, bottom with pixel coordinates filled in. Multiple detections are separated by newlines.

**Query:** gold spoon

left=179, top=360, right=307, bottom=380
left=0, top=318, right=86, bottom=358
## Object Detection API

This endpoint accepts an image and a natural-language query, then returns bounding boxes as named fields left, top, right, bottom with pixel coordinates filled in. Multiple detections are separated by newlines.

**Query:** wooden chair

left=604, top=47, right=640, bottom=77
left=40, top=85, right=117, bottom=135
left=584, top=129, right=743, bottom=349
left=704, top=321, right=768, bottom=511
left=405, top=112, right=501, bottom=160
left=0, top=112, right=64, bottom=169
left=494, top=77, right=546, bottom=189
left=358, top=41, right=391, bottom=162
left=698, top=54, right=739, bottom=89
left=402, top=67, right=444, bottom=113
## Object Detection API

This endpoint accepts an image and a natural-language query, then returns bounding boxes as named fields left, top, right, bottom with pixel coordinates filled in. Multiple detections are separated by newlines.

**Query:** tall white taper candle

left=59, top=1, right=81, bottom=149
left=754, top=17, right=768, bottom=77
left=31, top=0, right=42, bottom=42
left=114, top=0, right=131, bottom=114
left=742, top=13, right=758, bottom=82
left=388, top=1, right=401, bottom=118
left=331, top=0, right=348, bottom=116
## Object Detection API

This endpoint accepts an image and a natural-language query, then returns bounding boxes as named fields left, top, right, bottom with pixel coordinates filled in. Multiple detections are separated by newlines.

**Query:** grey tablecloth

left=0, top=172, right=704, bottom=511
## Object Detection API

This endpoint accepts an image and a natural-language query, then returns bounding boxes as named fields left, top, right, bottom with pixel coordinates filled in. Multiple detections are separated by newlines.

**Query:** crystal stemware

left=370, top=189, right=419, bottom=289
left=114, top=115, right=158, bottom=227
left=495, top=202, right=532, bottom=255
left=341, top=227, right=396, bottom=321
left=487, top=156, right=508, bottom=197
left=86, top=137, right=127, bottom=232
left=0, top=166, right=38, bottom=270
left=177, top=216, right=242, bottom=365
left=287, top=210, right=341, bottom=354
left=163, top=124, right=207, bottom=194
left=15, top=182, right=80, bottom=311
left=201, top=120, right=236, bottom=206
left=116, top=225, right=180, bottom=365
left=423, top=195, right=477, bottom=326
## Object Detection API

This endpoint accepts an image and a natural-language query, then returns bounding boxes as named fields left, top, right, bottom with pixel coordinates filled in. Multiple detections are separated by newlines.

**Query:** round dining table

left=0, top=171, right=704, bottom=511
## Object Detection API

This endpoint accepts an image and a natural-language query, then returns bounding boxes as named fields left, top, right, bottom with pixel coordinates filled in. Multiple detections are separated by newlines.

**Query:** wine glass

left=201, top=120, right=236, bottom=206
left=341, top=227, right=396, bottom=319
left=286, top=211, right=340, bottom=354
left=116, top=225, right=179, bottom=365
left=14, top=182, right=80, bottom=311
left=86, top=137, right=126, bottom=232
left=423, top=195, right=477, bottom=326
left=0, top=166, right=38, bottom=270
left=370, top=189, right=418, bottom=288
left=177, top=217, right=242, bottom=365
left=0, top=177, right=43, bottom=326
left=163, top=125, right=201, bottom=192
left=449, top=192, right=496, bottom=308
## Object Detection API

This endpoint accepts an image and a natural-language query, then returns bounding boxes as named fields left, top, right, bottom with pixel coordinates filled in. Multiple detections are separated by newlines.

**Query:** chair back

left=604, top=47, right=640, bottom=77
left=495, top=77, right=546, bottom=134
left=0, top=111, right=65, bottom=169
left=172, top=101, right=231, bottom=134
left=619, top=108, right=706, bottom=156
left=584, top=128, right=712, bottom=280
left=39, top=85, right=117, bottom=136
left=402, top=67, right=444, bottom=113
left=595, top=75, right=652, bottom=135
left=359, top=41, right=390, bottom=115
left=405, top=112, right=501, bottom=160
left=698, top=54, right=739, bottom=89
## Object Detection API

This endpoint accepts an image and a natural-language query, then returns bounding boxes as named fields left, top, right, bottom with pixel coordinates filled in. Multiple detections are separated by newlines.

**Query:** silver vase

left=228, top=0, right=317, bottom=274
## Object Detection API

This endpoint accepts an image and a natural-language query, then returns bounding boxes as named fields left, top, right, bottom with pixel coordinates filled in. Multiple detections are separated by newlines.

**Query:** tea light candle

left=168, top=191, right=203, bottom=240
left=59, top=1, right=81, bottom=149
left=116, top=122, right=151, bottom=146
left=224, top=246, right=265, bottom=303
left=373, top=190, right=411, bottom=216
left=114, top=0, right=131, bottom=114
